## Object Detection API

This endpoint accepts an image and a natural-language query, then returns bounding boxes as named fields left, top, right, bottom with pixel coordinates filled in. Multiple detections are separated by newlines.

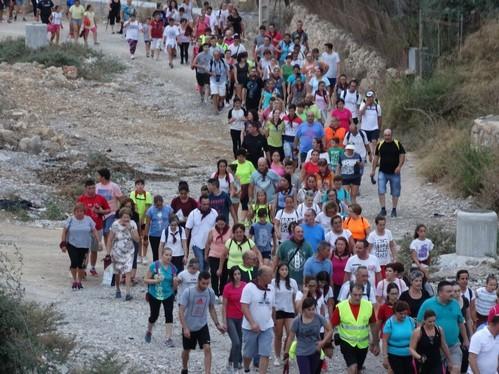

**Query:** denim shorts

left=242, top=328, right=273, bottom=358
left=103, top=214, right=116, bottom=235
left=378, top=171, right=401, bottom=197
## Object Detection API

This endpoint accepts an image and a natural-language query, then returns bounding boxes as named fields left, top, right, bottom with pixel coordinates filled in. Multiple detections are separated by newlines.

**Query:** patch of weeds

left=0, top=38, right=125, bottom=81
left=42, top=202, right=67, bottom=221
left=77, top=351, right=141, bottom=374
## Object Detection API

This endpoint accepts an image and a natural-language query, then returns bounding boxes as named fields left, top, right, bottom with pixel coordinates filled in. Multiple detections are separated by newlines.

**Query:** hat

left=345, top=144, right=356, bottom=150
left=365, top=90, right=375, bottom=98
left=233, top=33, right=240, bottom=39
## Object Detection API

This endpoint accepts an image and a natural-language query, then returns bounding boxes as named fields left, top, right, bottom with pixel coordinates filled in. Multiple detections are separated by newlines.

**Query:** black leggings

left=149, top=236, right=161, bottom=262
left=148, top=293, right=175, bottom=324
left=179, top=42, right=189, bottom=63
left=230, top=129, right=242, bottom=159
left=207, top=257, right=227, bottom=297
left=388, top=354, right=413, bottom=374
left=31, top=0, right=37, bottom=17
left=67, top=244, right=88, bottom=269
left=226, top=80, right=235, bottom=103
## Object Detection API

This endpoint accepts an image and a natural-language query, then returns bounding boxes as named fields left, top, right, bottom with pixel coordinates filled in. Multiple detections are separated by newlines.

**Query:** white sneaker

left=273, top=358, right=280, bottom=367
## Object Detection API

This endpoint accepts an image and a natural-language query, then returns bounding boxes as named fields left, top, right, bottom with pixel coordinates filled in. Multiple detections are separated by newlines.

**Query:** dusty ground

left=0, top=19, right=480, bottom=374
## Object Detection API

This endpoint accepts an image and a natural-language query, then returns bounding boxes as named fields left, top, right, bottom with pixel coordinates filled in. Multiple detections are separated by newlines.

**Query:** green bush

left=43, top=201, right=66, bottom=221
left=0, top=38, right=125, bottom=81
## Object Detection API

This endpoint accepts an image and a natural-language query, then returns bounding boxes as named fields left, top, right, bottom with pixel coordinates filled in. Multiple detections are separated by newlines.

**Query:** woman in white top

left=325, top=214, right=355, bottom=252
left=296, top=194, right=321, bottom=223
left=211, top=159, right=234, bottom=195
left=367, top=215, right=396, bottom=276
left=159, top=217, right=187, bottom=272
left=410, top=224, right=433, bottom=279
left=295, top=276, right=326, bottom=316
left=271, top=263, right=299, bottom=367
left=376, top=262, right=408, bottom=305
left=472, top=274, right=498, bottom=328
left=274, top=195, right=300, bottom=243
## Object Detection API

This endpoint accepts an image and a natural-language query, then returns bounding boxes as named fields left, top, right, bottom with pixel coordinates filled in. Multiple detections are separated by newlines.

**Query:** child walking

left=124, top=14, right=141, bottom=60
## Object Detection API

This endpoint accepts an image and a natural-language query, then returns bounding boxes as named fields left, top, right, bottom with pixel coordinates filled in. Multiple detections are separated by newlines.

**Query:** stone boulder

left=471, top=115, right=499, bottom=147
left=18, top=135, right=42, bottom=154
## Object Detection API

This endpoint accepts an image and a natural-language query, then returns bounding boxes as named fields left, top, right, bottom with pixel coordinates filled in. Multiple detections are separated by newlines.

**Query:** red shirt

left=303, top=161, right=319, bottom=176
left=223, top=282, right=246, bottom=319
left=377, top=303, right=394, bottom=337
left=171, top=196, right=198, bottom=221
left=331, top=108, right=352, bottom=132
left=77, top=194, right=110, bottom=230
left=331, top=302, right=376, bottom=327
left=150, top=19, right=164, bottom=39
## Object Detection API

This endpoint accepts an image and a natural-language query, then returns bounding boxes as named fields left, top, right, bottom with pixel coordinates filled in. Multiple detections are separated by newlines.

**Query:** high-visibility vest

left=337, top=299, right=373, bottom=349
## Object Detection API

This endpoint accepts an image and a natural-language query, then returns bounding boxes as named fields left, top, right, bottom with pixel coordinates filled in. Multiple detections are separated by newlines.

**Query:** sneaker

left=130, top=54, right=135, bottom=60
left=115, top=290, right=122, bottom=299
left=273, top=358, right=280, bottom=367
left=77, top=282, right=83, bottom=289
left=379, top=207, right=387, bottom=217
left=90, top=268, right=98, bottom=277
left=145, top=331, right=152, bottom=343
left=391, top=208, right=397, bottom=217
left=181, top=369, right=188, bottom=374
left=72, top=282, right=77, bottom=290
left=164, top=338, right=174, bottom=347
left=125, top=294, right=133, bottom=301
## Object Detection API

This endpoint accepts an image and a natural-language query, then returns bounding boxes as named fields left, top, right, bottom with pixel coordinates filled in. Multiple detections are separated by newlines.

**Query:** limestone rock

left=18, top=135, right=42, bottom=154
left=0, top=129, right=20, bottom=146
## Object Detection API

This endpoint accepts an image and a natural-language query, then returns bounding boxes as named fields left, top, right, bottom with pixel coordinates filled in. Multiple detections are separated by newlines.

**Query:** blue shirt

left=417, top=297, right=464, bottom=346
left=295, top=122, right=325, bottom=153
left=147, top=261, right=177, bottom=301
left=383, top=315, right=415, bottom=356
left=146, top=205, right=173, bottom=237
left=208, top=191, right=232, bottom=223
left=300, top=223, right=325, bottom=253
left=287, top=73, right=306, bottom=85
left=303, top=256, right=332, bottom=278
left=250, top=170, right=281, bottom=202
left=249, top=221, right=274, bottom=253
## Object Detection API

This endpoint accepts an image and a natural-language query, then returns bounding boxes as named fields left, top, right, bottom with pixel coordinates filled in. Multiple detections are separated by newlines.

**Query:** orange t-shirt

left=343, top=215, right=370, bottom=240
left=325, top=126, right=346, bottom=148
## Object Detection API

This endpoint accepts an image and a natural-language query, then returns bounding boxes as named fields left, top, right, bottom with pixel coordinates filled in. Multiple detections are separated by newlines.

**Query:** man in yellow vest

left=331, top=282, right=379, bottom=373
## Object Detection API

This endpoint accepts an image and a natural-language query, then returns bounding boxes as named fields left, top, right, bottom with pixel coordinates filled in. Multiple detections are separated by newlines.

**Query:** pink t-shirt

left=331, top=255, right=349, bottom=286
left=331, top=108, right=352, bottom=132
left=208, top=227, right=232, bottom=258
left=271, top=162, right=286, bottom=177
left=223, top=282, right=246, bottom=319
left=96, top=181, right=123, bottom=216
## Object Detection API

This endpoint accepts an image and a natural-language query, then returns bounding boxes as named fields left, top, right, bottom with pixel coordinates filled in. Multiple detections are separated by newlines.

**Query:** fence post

left=418, top=7, right=423, bottom=78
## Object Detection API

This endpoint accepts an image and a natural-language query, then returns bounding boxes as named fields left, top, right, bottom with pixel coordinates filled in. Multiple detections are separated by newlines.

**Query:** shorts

left=71, top=18, right=82, bottom=26
left=363, top=129, right=379, bottom=142
left=260, top=251, right=272, bottom=260
left=447, top=343, right=462, bottom=368
left=103, top=214, right=116, bottom=235
left=47, top=23, right=61, bottom=33
left=196, top=72, right=210, bottom=86
left=83, top=26, right=96, bottom=36
left=210, top=81, right=226, bottom=96
left=144, top=40, right=151, bottom=45
left=151, top=38, right=162, bottom=49
left=90, top=229, right=103, bottom=252
left=182, top=324, right=211, bottom=350
left=275, top=311, right=295, bottom=320
left=242, top=328, right=273, bottom=358
left=378, top=171, right=401, bottom=197
left=165, top=42, right=177, bottom=49
left=342, top=176, right=361, bottom=186
left=339, top=339, right=368, bottom=368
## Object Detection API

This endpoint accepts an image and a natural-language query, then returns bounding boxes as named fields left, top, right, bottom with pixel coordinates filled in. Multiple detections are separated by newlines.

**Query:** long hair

left=275, top=263, right=291, bottom=290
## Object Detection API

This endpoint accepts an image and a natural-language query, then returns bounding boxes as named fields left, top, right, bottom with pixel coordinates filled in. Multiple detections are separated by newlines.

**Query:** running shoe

left=273, top=358, right=280, bottom=367
left=90, top=268, right=98, bottom=277
left=125, top=294, right=133, bottom=301
left=145, top=331, right=152, bottom=343
left=391, top=208, right=397, bottom=217
left=115, top=290, right=122, bottom=299
left=164, top=338, right=174, bottom=347
left=379, top=207, right=387, bottom=217
left=77, top=282, right=83, bottom=289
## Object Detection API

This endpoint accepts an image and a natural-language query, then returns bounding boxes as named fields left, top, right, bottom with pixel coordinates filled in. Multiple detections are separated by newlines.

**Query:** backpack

left=346, top=280, right=371, bottom=300
left=341, top=89, right=360, bottom=104
left=344, top=216, right=369, bottom=238
left=346, top=130, right=368, bottom=145
left=209, top=57, right=226, bottom=73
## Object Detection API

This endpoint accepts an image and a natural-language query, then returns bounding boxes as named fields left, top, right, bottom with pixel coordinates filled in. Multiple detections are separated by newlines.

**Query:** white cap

left=345, top=144, right=356, bottom=150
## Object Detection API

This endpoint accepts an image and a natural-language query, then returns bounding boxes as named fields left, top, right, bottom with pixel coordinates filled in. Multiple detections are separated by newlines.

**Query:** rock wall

left=471, top=115, right=499, bottom=148
left=289, top=5, right=388, bottom=91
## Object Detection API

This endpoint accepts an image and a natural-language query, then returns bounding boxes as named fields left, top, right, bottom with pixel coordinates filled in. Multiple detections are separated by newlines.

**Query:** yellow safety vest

left=337, top=299, right=372, bottom=349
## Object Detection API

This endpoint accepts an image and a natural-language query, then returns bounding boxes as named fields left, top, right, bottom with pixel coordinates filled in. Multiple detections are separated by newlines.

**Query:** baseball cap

left=345, top=144, right=356, bottom=150
left=365, top=90, right=375, bottom=98
left=233, top=33, right=240, bottom=39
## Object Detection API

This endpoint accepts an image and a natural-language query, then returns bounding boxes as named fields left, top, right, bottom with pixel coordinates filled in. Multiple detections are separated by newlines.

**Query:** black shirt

left=375, top=140, right=406, bottom=174
left=227, top=15, right=242, bottom=35
left=245, top=77, right=263, bottom=111
left=242, top=133, right=268, bottom=168
left=399, top=289, right=430, bottom=318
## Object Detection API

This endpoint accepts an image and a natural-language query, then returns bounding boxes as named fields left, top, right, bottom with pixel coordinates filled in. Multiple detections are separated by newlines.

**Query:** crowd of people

left=21, top=0, right=495, bottom=373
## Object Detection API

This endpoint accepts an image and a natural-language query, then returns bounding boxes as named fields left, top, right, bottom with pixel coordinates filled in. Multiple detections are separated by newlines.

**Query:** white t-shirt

left=338, top=281, right=377, bottom=304
left=342, top=90, right=361, bottom=119
left=52, top=12, right=63, bottom=25
left=367, top=229, right=394, bottom=266
left=320, top=51, right=340, bottom=79
left=125, top=21, right=142, bottom=41
left=375, top=278, right=408, bottom=301
left=467, top=327, right=499, bottom=374
left=228, top=43, right=247, bottom=57
left=275, top=209, right=300, bottom=241
left=185, top=208, right=218, bottom=249
left=305, top=150, right=330, bottom=164
left=410, top=238, right=433, bottom=262
left=160, top=226, right=187, bottom=257
left=343, top=130, right=369, bottom=160
left=270, top=278, right=299, bottom=313
left=344, top=254, right=381, bottom=286
left=297, top=202, right=321, bottom=221
left=210, top=172, right=235, bottom=195
left=228, top=107, right=247, bottom=132
left=315, top=212, right=332, bottom=233
left=295, top=291, right=325, bottom=316
left=360, top=102, right=382, bottom=131
left=177, top=269, right=199, bottom=298
left=325, top=229, right=352, bottom=250
left=475, top=287, right=498, bottom=316
left=163, top=25, right=180, bottom=46
left=240, top=282, right=275, bottom=331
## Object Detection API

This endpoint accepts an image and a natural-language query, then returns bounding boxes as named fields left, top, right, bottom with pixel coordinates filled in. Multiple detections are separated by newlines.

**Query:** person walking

left=205, top=215, right=231, bottom=298
left=331, top=283, right=380, bottom=373
left=467, top=313, right=499, bottom=374
left=283, top=297, right=334, bottom=374
left=370, top=129, right=406, bottom=218
left=179, top=271, right=226, bottom=374
left=241, top=266, right=275, bottom=374
left=222, top=266, right=246, bottom=373
left=144, top=247, right=178, bottom=346
left=471, top=274, right=498, bottom=330
left=399, top=270, right=431, bottom=318
left=106, top=207, right=139, bottom=300
left=303, top=240, right=332, bottom=278
left=144, top=195, right=173, bottom=263
left=409, top=309, right=451, bottom=374
left=59, top=203, right=101, bottom=289
left=159, top=217, right=187, bottom=273
left=417, top=281, right=470, bottom=374
left=185, top=196, right=218, bottom=272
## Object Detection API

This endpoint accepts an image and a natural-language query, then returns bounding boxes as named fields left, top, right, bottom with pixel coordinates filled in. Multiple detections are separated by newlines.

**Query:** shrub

left=43, top=201, right=66, bottom=221
left=0, top=38, right=125, bottom=81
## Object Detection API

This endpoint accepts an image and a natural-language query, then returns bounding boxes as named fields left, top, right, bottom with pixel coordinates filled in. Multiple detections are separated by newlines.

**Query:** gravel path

left=0, top=19, right=473, bottom=374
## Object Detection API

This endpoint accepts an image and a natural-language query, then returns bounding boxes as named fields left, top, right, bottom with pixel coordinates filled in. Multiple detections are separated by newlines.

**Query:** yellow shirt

left=69, top=5, right=85, bottom=20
